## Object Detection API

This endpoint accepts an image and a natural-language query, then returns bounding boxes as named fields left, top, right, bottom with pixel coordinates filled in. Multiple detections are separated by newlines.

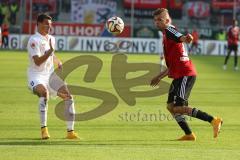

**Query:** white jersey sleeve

left=49, top=35, right=56, bottom=55
left=50, top=35, right=56, bottom=50
left=28, top=37, right=41, bottom=57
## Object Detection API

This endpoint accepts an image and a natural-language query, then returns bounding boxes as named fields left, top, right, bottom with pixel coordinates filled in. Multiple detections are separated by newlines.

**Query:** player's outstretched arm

left=180, top=33, right=193, bottom=43
left=150, top=68, right=169, bottom=87
left=53, top=54, right=62, bottom=69
left=32, top=39, right=55, bottom=66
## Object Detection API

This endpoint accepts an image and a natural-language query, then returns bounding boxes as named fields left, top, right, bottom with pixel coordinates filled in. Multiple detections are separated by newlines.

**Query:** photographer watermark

left=49, top=53, right=170, bottom=121
left=104, top=40, right=133, bottom=52
left=118, top=109, right=193, bottom=122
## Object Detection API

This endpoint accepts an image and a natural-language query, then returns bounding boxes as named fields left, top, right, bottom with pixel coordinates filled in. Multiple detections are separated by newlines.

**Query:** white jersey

left=27, top=32, right=55, bottom=77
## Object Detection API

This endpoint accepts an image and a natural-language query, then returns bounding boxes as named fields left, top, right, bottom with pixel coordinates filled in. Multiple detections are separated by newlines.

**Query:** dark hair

left=37, top=13, right=52, bottom=24
left=153, top=8, right=168, bottom=17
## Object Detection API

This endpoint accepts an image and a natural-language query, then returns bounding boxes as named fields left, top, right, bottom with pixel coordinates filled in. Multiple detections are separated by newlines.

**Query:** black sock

left=192, top=108, right=214, bottom=123
left=67, top=130, right=74, bottom=132
left=174, top=114, right=192, bottom=135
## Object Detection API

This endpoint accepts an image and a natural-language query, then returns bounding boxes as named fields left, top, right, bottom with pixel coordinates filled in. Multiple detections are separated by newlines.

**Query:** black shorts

left=167, top=76, right=196, bottom=106
left=228, top=44, right=238, bottom=52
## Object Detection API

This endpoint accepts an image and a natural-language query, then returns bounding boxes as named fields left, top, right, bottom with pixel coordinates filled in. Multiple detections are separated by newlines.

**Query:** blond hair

left=153, top=8, right=171, bottom=24
left=153, top=8, right=169, bottom=17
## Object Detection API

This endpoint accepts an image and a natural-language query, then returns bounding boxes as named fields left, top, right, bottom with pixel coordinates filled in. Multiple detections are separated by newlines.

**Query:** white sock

left=39, top=97, right=48, bottom=128
left=64, top=99, right=75, bottom=131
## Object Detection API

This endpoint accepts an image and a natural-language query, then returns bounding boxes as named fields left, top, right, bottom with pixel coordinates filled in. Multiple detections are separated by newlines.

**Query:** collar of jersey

left=36, top=32, right=49, bottom=41
left=167, top=24, right=175, bottom=29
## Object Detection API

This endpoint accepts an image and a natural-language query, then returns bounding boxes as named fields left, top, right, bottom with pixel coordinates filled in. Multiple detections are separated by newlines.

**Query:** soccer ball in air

left=106, top=16, right=124, bottom=35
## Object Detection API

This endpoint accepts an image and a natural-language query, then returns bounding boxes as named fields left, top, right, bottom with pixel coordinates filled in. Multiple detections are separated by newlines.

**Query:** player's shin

left=174, top=114, right=192, bottom=135
left=39, top=97, right=48, bottom=127
left=191, top=108, right=214, bottom=123
left=64, top=99, right=75, bottom=131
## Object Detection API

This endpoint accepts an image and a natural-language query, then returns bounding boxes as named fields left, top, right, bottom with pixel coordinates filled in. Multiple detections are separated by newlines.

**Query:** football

left=106, top=16, right=124, bottom=35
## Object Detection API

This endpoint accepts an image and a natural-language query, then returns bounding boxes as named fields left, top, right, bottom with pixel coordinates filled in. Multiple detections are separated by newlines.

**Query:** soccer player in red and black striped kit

left=150, top=8, right=222, bottom=141
left=223, top=19, right=239, bottom=71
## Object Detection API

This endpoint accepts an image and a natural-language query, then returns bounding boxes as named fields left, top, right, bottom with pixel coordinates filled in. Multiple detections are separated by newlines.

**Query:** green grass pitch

left=0, top=50, right=240, bottom=160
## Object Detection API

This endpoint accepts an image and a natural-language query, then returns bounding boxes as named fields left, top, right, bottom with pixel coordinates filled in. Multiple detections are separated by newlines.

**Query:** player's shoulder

left=166, top=24, right=177, bottom=31
left=165, top=25, right=182, bottom=38
left=236, top=26, right=240, bottom=31
left=48, top=35, right=56, bottom=44
left=48, top=35, right=55, bottom=40
left=165, top=25, right=180, bottom=34
left=28, top=33, right=41, bottom=44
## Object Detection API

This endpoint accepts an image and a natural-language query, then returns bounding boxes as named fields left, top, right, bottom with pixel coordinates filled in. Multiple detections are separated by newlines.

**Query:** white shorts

left=28, top=73, right=65, bottom=97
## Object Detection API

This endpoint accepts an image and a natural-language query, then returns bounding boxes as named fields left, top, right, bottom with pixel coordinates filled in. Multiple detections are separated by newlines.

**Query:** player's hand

left=150, top=76, right=161, bottom=87
left=58, top=62, right=62, bottom=70
left=185, top=34, right=193, bottom=43
left=49, top=38, right=55, bottom=53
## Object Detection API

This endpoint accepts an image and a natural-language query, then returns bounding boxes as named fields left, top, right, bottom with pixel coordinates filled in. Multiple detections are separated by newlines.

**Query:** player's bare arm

left=150, top=68, right=169, bottom=87
left=32, top=39, right=54, bottom=66
left=53, top=54, right=62, bottom=69
left=180, top=33, right=193, bottom=43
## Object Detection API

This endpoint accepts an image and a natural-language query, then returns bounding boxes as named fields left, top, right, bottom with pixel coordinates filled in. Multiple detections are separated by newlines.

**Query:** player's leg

left=223, top=46, right=232, bottom=69
left=1, top=35, right=2, bottom=48
left=5, top=36, right=8, bottom=48
left=167, top=103, right=196, bottom=141
left=4, top=36, right=8, bottom=48
left=167, top=79, right=194, bottom=140
left=57, top=85, right=79, bottom=139
left=189, top=43, right=194, bottom=55
left=172, top=76, right=223, bottom=138
left=234, top=46, right=238, bottom=70
left=33, top=84, right=50, bottom=139
left=173, top=104, right=223, bottom=138
left=192, top=43, right=197, bottom=54
left=2, top=36, right=6, bottom=48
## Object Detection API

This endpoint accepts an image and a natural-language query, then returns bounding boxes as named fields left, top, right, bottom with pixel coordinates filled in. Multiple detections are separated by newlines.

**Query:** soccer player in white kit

left=27, top=13, right=79, bottom=139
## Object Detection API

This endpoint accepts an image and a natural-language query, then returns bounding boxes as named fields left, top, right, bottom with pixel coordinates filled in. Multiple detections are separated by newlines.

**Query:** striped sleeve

left=165, top=26, right=183, bottom=42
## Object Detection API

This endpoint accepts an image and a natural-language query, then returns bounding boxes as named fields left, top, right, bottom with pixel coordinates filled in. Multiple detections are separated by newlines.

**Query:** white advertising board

left=6, top=34, right=240, bottom=56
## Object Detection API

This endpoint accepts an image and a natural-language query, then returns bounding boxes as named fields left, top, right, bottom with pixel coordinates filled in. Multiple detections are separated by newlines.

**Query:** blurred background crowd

left=0, top=0, right=239, bottom=40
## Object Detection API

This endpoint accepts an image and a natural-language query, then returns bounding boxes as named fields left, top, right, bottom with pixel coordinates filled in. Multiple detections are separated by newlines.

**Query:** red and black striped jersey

left=227, top=26, right=239, bottom=46
left=162, top=25, right=197, bottom=79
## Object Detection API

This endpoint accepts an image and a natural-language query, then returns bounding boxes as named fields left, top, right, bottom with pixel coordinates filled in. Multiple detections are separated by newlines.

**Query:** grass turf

left=0, top=50, right=240, bottom=160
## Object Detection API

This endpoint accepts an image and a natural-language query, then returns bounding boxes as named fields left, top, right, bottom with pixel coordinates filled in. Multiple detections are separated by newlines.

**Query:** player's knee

left=172, top=106, right=189, bottom=115
left=34, top=85, right=48, bottom=98
left=58, top=88, right=72, bottom=100
left=172, top=107, right=178, bottom=114
left=64, top=89, right=72, bottom=99
left=166, top=103, right=174, bottom=113
left=62, top=93, right=72, bottom=100
left=67, top=94, right=73, bottom=99
left=39, top=90, right=48, bottom=98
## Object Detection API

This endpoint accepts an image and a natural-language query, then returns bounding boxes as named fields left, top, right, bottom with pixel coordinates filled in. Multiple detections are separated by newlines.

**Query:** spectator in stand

left=190, top=28, right=199, bottom=55
left=216, top=28, right=226, bottom=41
left=1, top=23, right=9, bottom=49
left=9, top=1, right=18, bottom=25
left=0, top=1, right=10, bottom=25
left=0, top=25, right=2, bottom=47
left=0, top=2, right=5, bottom=26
